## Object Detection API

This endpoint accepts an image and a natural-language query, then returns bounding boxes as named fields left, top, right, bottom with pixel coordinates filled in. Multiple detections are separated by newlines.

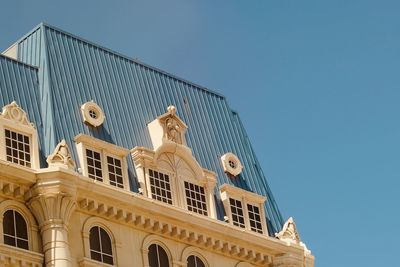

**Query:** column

left=26, top=176, right=77, bottom=267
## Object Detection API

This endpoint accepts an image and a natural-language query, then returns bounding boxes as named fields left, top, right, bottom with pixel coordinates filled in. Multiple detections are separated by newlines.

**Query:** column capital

left=25, top=175, right=77, bottom=227
left=273, top=252, right=304, bottom=267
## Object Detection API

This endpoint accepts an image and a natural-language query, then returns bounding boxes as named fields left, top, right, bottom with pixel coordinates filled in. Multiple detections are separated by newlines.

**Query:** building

left=0, top=23, right=314, bottom=267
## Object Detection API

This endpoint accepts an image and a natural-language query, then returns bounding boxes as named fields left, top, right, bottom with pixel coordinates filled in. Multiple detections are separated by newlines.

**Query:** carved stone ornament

left=165, top=106, right=183, bottom=144
left=47, top=139, right=76, bottom=170
left=221, top=152, right=243, bottom=176
left=0, top=101, right=34, bottom=127
left=275, top=217, right=301, bottom=244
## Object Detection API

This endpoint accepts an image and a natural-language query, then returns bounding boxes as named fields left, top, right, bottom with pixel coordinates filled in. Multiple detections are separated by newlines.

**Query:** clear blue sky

left=1, top=1, right=399, bottom=266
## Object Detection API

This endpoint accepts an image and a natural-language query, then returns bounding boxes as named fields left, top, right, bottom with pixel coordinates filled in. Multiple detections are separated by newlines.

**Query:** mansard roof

left=0, top=23, right=284, bottom=235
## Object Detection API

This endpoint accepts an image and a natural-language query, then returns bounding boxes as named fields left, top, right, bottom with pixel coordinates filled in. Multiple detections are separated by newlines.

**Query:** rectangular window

left=148, top=169, right=172, bottom=204
left=86, top=149, right=103, bottom=182
left=229, top=198, right=245, bottom=228
left=5, top=129, right=31, bottom=167
left=184, top=181, right=208, bottom=216
left=247, top=204, right=263, bottom=233
left=107, top=156, right=124, bottom=188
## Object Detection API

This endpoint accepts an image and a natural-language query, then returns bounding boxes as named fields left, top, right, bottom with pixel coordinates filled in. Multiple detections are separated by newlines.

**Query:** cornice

left=74, top=177, right=305, bottom=265
left=74, top=134, right=130, bottom=157
left=0, top=160, right=37, bottom=185
left=220, top=184, right=267, bottom=204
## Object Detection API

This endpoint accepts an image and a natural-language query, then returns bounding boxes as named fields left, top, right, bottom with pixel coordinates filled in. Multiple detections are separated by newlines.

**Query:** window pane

left=90, top=226, right=114, bottom=264
left=184, top=181, right=208, bottom=216
left=158, top=245, right=169, bottom=267
left=187, top=255, right=196, bottom=267
left=148, top=169, right=172, bottom=204
left=4, top=235, right=16, bottom=246
left=3, top=210, right=15, bottom=235
left=15, top=211, right=28, bottom=239
left=148, top=244, right=159, bottom=267
left=100, top=228, right=112, bottom=255
left=4, top=129, right=31, bottom=167
left=3, top=210, right=29, bottom=250
left=89, top=227, right=101, bottom=252
left=90, top=251, right=102, bottom=261
left=230, top=198, right=245, bottom=228
left=17, top=239, right=29, bottom=250
left=103, top=254, right=114, bottom=265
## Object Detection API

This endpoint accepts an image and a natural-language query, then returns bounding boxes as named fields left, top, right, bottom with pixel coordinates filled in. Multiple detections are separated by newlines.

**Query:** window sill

left=79, top=257, right=116, bottom=267
left=0, top=243, right=43, bottom=267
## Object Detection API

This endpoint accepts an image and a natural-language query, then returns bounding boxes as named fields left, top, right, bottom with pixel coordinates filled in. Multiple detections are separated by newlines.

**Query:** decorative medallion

left=221, top=152, right=243, bottom=176
left=80, top=101, right=105, bottom=127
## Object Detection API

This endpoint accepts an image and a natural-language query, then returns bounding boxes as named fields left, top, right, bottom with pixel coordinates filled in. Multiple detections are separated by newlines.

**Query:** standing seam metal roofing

left=7, top=23, right=283, bottom=235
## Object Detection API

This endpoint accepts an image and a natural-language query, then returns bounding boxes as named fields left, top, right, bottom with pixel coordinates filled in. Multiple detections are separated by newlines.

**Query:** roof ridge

left=0, top=54, right=39, bottom=70
left=40, top=22, right=226, bottom=100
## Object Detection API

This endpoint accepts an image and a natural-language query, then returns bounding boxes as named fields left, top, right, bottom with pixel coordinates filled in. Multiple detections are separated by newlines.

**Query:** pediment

left=0, top=101, right=34, bottom=128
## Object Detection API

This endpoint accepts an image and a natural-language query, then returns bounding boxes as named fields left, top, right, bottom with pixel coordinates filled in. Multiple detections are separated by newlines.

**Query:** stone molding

left=77, top=194, right=273, bottom=266
left=0, top=243, right=43, bottom=267
left=275, top=217, right=300, bottom=245
left=47, top=139, right=76, bottom=170
left=0, top=101, right=40, bottom=169
left=0, top=101, right=35, bottom=128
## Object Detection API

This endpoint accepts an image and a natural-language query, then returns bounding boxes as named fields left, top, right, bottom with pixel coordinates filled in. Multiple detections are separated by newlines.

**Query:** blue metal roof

left=3, top=23, right=284, bottom=235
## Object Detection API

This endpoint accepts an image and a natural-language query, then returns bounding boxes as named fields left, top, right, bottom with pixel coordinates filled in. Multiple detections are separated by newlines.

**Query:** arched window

left=187, top=255, right=206, bottom=267
left=89, top=226, right=114, bottom=265
left=3, top=210, right=29, bottom=250
left=148, top=244, right=169, bottom=267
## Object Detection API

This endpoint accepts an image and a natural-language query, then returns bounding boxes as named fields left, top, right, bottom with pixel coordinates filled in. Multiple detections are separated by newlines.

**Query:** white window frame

left=0, top=102, right=40, bottom=169
left=81, top=217, right=118, bottom=267
left=141, top=235, right=173, bottom=267
left=75, top=134, right=130, bottom=190
left=132, top=145, right=218, bottom=219
left=180, top=176, right=210, bottom=217
left=146, top=168, right=175, bottom=205
left=0, top=200, right=41, bottom=253
left=220, top=184, right=268, bottom=235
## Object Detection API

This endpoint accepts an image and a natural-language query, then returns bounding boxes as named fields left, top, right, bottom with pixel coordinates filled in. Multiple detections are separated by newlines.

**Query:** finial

left=275, top=217, right=301, bottom=244
left=46, top=139, right=75, bottom=170
left=167, top=105, right=176, bottom=115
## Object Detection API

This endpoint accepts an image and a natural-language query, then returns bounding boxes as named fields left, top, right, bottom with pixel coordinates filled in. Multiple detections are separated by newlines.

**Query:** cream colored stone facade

left=0, top=103, right=314, bottom=267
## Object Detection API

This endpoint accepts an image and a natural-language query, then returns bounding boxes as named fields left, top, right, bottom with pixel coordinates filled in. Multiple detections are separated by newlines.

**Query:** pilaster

left=273, top=252, right=304, bottom=267
left=26, top=170, right=77, bottom=267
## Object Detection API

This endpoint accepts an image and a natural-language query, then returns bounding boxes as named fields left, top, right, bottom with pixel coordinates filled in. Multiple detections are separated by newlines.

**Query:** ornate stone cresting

left=1, top=101, right=34, bottom=128
left=26, top=172, right=77, bottom=267
left=147, top=105, right=188, bottom=150
left=273, top=217, right=314, bottom=267
left=165, top=105, right=182, bottom=143
left=275, top=217, right=300, bottom=244
left=47, top=140, right=76, bottom=170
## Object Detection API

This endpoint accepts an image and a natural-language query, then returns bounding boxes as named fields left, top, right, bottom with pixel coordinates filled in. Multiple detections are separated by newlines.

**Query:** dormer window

left=220, top=184, right=268, bottom=234
left=75, top=134, right=130, bottom=190
left=86, top=149, right=103, bottom=182
left=184, top=181, right=208, bottom=216
left=107, top=156, right=124, bottom=188
left=148, top=169, right=172, bottom=204
left=0, top=102, right=39, bottom=169
left=229, top=198, right=245, bottom=228
left=132, top=106, right=217, bottom=219
left=5, top=129, right=31, bottom=167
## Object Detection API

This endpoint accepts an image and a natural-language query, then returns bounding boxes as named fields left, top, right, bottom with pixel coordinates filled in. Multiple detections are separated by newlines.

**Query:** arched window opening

left=3, top=210, right=29, bottom=250
left=187, top=255, right=206, bottom=267
left=148, top=244, right=169, bottom=267
left=89, top=226, right=114, bottom=265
